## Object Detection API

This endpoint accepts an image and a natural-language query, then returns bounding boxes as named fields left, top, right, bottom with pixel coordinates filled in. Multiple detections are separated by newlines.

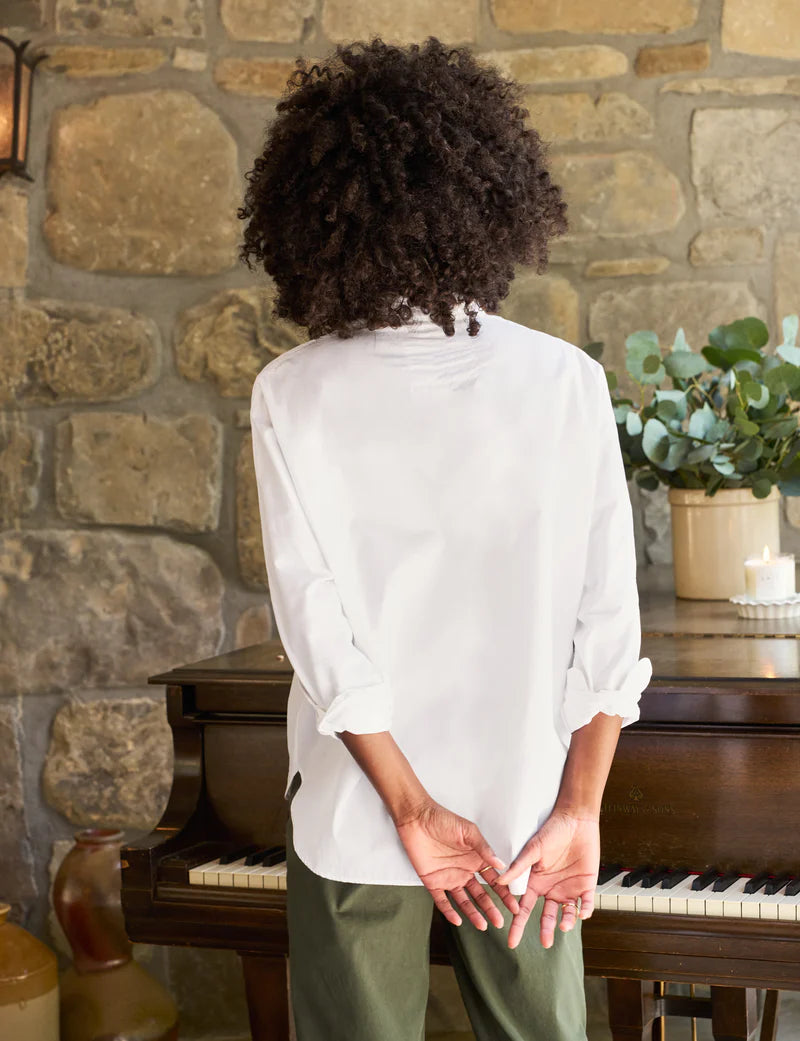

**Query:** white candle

left=744, top=545, right=796, bottom=600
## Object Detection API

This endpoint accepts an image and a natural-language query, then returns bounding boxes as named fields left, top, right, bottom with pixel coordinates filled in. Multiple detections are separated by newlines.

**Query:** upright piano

left=121, top=588, right=800, bottom=1041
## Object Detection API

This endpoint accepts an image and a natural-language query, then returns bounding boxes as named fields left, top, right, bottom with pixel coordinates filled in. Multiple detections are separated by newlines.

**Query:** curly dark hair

left=238, top=35, right=569, bottom=340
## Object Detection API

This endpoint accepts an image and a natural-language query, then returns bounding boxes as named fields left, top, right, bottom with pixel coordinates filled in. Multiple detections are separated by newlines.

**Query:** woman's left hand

left=493, top=808, right=600, bottom=950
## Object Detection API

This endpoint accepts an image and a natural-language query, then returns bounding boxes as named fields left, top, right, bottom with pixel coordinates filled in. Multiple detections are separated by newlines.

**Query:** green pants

left=285, top=773, right=587, bottom=1041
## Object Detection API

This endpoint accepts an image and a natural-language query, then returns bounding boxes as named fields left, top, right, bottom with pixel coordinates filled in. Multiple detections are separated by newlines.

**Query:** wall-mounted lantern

left=0, top=35, right=45, bottom=181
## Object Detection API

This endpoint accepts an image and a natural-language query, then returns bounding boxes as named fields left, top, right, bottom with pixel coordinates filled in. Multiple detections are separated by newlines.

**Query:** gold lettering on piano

left=601, top=802, right=675, bottom=816
left=629, top=785, right=644, bottom=801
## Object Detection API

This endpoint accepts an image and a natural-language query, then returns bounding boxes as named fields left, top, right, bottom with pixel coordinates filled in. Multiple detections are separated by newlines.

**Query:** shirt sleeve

left=249, top=372, right=393, bottom=739
left=561, top=361, right=653, bottom=735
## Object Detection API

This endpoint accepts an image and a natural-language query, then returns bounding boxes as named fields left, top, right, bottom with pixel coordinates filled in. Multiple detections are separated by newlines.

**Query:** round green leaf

left=752, top=477, right=773, bottom=498
left=626, top=411, right=643, bottom=436
left=663, top=351, right=707, bottom=380
left=642, top=417, right=670, bottom=464
left=583, top=341, right=604, bottom=361
left=745, top=384, right=769, bottom=409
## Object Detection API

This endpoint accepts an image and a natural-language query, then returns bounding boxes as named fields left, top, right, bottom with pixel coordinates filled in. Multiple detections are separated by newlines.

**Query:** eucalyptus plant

left=583, top=314, right=800, bottom=498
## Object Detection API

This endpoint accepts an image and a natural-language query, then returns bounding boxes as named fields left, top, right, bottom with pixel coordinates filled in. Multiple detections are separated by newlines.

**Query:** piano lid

left=146, top=582, right=800, bottom=724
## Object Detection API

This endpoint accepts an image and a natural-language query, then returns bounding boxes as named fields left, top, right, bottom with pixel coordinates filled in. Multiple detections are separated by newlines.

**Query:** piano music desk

left=121, top=589, right=800, bottom=1041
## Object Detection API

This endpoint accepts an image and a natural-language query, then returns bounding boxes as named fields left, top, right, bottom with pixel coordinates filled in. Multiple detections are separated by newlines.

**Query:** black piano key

left=641, top=867, right=672, bottom=889
left=219, top=844, right=259, bottom=865
left=621, top=866, right=651, bottom=888
left=598, top=863, right=623, bottom=885
left=743, top=872, right=772, bottom=894
left=711, top=872, right=739, bottom=893
left=659, top=869, right=690, bottom=890
left=763, top=873, right=792, bottom=895
left=784, top=877, right=800, bottom=896
left=690, top=869, right=718, bottom=891
left=245, top=845, right=285, bottom=867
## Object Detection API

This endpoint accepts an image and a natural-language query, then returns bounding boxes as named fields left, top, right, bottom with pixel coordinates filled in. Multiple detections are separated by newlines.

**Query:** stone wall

left=2, top=0, right=800, bottom=1038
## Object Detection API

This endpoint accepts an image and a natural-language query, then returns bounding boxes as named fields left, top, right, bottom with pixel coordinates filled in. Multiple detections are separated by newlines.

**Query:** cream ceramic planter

left=668, top=486, right=782, bottom=600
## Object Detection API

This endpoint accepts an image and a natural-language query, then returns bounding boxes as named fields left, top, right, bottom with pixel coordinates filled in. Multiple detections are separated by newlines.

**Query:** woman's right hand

left=394, top=800, right=521, bottom=929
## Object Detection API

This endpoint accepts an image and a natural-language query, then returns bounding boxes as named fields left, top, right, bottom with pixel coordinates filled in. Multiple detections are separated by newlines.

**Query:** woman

left=241, top=35, right=652, bottom=1041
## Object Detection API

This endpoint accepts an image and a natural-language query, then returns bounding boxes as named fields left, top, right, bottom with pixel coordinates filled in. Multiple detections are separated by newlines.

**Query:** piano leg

left=709, top=986, right=758, bottom=1041
left=606, top=978, right=658, bottom=1040
left=758, top=990, right=780, bottom=1041
left=239, top=953, right=290, bottom=1041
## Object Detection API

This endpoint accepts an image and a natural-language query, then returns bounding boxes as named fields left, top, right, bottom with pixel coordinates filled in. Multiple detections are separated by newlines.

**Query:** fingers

left=579, top=887, right=595, bottom=920
left=476, top=865, right=520, bottom=917
left=558, top=899, right=579, bottom=933
left=494, top=837, right=540, bottom=887
left=538, top=897, right=561, bottom=949
left=506, top=885, right=539, bottom=950
left=464, top=877, right=504, bottom=929
left=430, top=888, right=462, bottom=927
left=448, top=884, right=492, bottom=930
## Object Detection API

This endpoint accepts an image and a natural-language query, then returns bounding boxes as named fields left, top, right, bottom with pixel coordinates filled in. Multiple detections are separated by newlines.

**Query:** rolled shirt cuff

left=561, top=656, right=653, bottom=734
left=314, top=680, right=394, bottom=737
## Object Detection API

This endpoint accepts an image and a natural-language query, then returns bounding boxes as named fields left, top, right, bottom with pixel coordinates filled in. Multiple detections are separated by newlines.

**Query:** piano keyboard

left=188, top=844, right=288, bottom=891
left=595, top=865, right=800, bottom=921
left=184, top=852, right=800, bottom=920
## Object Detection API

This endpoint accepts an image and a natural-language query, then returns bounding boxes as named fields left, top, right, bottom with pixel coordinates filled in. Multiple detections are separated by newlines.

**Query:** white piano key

left=596, top=872, right=629, bottom=911
left=233, top=864, right=269, bottom=888
left=256, top=863, right=287, bottom=890
left=778, top=892, right=800, bottom=922
left=666, top=875, right=701, bottom=915
left=188, top=858, right=222, bottom=885
left=702, top=878, right=742, bottom=917
left=217, top=857, right=255, bottom=887
left=719, top=877, right=753, bottom=918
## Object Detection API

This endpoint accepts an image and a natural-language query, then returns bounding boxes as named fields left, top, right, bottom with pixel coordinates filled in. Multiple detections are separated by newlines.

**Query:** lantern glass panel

left=0, top=49, right=31, bottom=166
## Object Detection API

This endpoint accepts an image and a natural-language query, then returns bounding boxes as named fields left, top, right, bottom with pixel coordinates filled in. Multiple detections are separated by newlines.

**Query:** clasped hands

left=393, top=798, right=599, bottom=950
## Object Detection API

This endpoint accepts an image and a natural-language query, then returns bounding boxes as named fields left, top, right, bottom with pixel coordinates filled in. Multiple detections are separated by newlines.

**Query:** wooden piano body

left=121, top=591, right=800, bottom=1041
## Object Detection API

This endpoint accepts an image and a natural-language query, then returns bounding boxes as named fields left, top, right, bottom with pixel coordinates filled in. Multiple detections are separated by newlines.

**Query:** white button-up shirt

left=250, top=302, right=652, bottom=896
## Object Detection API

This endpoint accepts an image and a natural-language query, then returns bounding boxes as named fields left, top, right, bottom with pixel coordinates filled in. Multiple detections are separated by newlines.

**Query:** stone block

left=549, top=151, right=684, bottom=238
left=774, top=231, right=800, bottom=330
left=480, top=45, right=627, bottom=84
left=220, top=0, right=313, bottom=41
left=489, top=0, right=698, bottom=35
left=525, top=92, right=652, bottom=144
left=634, top=40, right=710, bottom=77
left=0, top=298, right=158, bottom=407
left=661, top=76, right=800, bottom=96
left=322, top=0, right=478, bottom=44
left=0, top=698, right=37, bottom=917
left=55, top=412, right=223, bottom=532
left=691, top=108, right=800, bottom=223
left=0, top=416, right=43, bottom=527
left=43, top=696, right=172, bottom=829
left=214, top=57, right=299, bottom=96
left=0, top=530, right=224, bottom=696
left=722, top=0, right=800, bottom=59
left=499, top=270, right=579, bottom=345
left=585, top=256, right=670, bottom=278
left=45, top=90, right=240, bottom=275
left=42, top=46, right=166, bottom=77
left=172, top=46, right=207, bottom=70
left=3, top=0, right=43, bottom=27
left=689, top=226, right=764, bottom=267
left=174, top=287, right=306, bottom=398
left=589, top=280, right=765, bottom=384
left=55, top=0, right=204, bottom=37
left=236, top=433, right=266, bottom=591
left=235, top=603, right=273, bottom=649
left=0, top=182, right=28, bottom=287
